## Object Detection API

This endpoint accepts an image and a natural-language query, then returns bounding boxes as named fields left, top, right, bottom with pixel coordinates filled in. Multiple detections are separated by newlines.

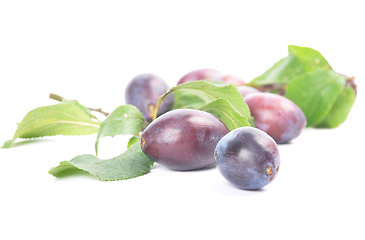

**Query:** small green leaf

left=49, top=142, right=154, bottom=181
left=171, top=81, right=253, bottom=122
left=2, top=103, right=100, bottom=148
left=95, top=105, right=145, bottom=155
left=288, top=45, right=332, bottom=72
left=1, top=140, right=13, bottom=149
left=250, top=45, right=331, bottom=87
left=316, top=85, right=356, bottom=128
left=127, top=136, right=141, bottom=148
left=250, top=55, right=305, bottom=86
left=285, top=69, right=346, bottom=127
left=62, top=99, right=96, bottom=119
left=172, top=91, right=206, bottom=110
left=48, top=161, right=77, bottom=176
left=199, top=98, right=250, bottom=131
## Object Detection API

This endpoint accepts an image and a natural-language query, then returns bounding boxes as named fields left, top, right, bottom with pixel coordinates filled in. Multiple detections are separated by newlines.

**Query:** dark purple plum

left=177, top=68, right=222, bottom=85
left=141, top=109, right=229, bottom=171
left=214, top=127, right=280, bottom=190
left=244, top=93, right=306, bottom=144
left=125, top=73, right=174, bottom=122
left=236, top=86, right=259, bottom=97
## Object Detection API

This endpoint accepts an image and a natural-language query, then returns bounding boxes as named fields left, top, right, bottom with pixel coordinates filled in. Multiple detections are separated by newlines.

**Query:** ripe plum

left=141, top=109, right=229, bottom=171
left=236, top=86, right=259, bottom=97
left=214, top=127, right=280, bottom=190
left=125, top=73, right=174, bottom=122
left=177, top=68, right=245, bottom=85
left=244, top=93, right=306, bottom=143
left=220, top=75, right=245, bottom=85
left=177, top=68, right=222, bottom=85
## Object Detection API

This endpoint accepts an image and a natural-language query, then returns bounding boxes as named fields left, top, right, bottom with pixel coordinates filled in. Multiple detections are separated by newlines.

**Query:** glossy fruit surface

left=177, top=68, right=222, bottom=85
left=214, top=127, right=280, bottom=190
left=141, top=109, right=229, bottom=171
left=244, top=93, right=306, bottom=143
left=125, top=73, right=174, bottom=122
left=236, top=86, right=259, bottom=97
left=220, top=75, right=245, bottom=85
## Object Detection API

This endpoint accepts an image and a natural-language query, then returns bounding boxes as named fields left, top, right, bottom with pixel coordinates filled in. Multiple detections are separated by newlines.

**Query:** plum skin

left=220, top=75, right=245, bottom=85
left=125, top=73, right=174, bottom=122
left=214, top=127, right=280, bottom=190
left=244, top=92, right=307, bottom=144
left=236, top=86, right=259, bottom=97
left=141, top=109, right=229, bottom=171
left=177, top=68, right=222, bottom=85
left=177, top=68, right=245, bottom=85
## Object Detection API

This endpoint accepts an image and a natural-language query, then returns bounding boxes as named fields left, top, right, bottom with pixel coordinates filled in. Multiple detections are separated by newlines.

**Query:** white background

left=0, top=1, right=364, bottom=239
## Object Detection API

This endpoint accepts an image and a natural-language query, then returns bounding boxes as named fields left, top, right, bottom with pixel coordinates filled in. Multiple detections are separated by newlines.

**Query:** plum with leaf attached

left=141, top=109, right=229, bottom=171
left=125, top=73, right=174, bottom=122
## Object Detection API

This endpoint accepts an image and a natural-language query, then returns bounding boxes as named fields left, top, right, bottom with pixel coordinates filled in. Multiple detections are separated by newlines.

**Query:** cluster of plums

left=125, top=68, right=306, bottom=190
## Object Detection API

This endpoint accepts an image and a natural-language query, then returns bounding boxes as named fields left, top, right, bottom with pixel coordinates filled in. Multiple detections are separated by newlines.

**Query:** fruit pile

left=1, top=45, right=357, bottom=190
left=125, top=68, right=305, bottom=189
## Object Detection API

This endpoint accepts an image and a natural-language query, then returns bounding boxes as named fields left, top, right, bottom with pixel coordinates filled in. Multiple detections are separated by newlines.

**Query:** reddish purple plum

left=177, top=68, right=222, bottom=85
left=236, top=86, right=260, bottom=97
left=244, top=93, right=306, bottom=143
left=125, top=73, right=174, bottom=122
left=141, top=109, right=229, bottom=171
left=215, top=127, right=280, bottom=190
left=220, top=75, right=246, bottom=85
left=177, top=68, right=246, bottom=86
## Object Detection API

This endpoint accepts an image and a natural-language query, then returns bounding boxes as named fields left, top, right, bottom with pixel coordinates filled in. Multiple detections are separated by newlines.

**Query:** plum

left=141, top=109, right=229, bottom=171
left=214, top=127, right=280, bottom=190
left=236, top=86, right=260, bottom=97
left=125, top=73, right=174, bottom=122
left=244, top=92, right=306, bottom=143
left=220, top=75, right=245, bottom=85
left=177, top=68, right=245, bottom=86
left=177, top=68, right=222, bottom=85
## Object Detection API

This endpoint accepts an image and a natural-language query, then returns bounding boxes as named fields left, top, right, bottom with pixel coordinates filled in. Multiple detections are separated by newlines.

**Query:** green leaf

left=62, top=99, right=96, bottom=119
left=49, top=142, right=154, bottom=181
left=316, top=84, right=356, bottom=128
left=199, top=98, right=250, bottom=131
left=250, top=55, right=305, bottom=86
left=172, top=91, right=206, bottom=110
left=285, top=69, right=346, bottom=127
left=127, top=136, right=141, bottom=148
left=171, top=81, right=253, bottom=122
left=48, top=161, right=77, bottom=175
left=1, top=140, right=13, bottom=149
left=95, top=105, right=145, bottom=155
left=288, top=45, right=332, bottom=72
left=2, top=103, right=100, bottom=148
left=250, top=45, right=331, bottom=87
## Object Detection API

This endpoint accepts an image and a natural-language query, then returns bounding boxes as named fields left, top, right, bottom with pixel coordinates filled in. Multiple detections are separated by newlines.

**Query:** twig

left=87, top=107, right=110, bottom=117
left=49, top=93, right=64, bottom=102
left=49, top=93, right=110, bottom=116
left=337, top=73, right=357, bottom=95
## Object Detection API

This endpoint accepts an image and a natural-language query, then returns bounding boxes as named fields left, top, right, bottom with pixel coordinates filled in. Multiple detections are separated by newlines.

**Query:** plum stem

left=337, top=73, right=357, bottom=94
left=49, top=93, right=110, bottom=116
left=152, top=88, right=174, bottom=121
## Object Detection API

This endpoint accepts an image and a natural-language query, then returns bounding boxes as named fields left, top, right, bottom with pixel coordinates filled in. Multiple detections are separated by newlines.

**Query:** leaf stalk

left=49, top=93, right=110, bottom=116
left=152, top=88, right=174, bottom=121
